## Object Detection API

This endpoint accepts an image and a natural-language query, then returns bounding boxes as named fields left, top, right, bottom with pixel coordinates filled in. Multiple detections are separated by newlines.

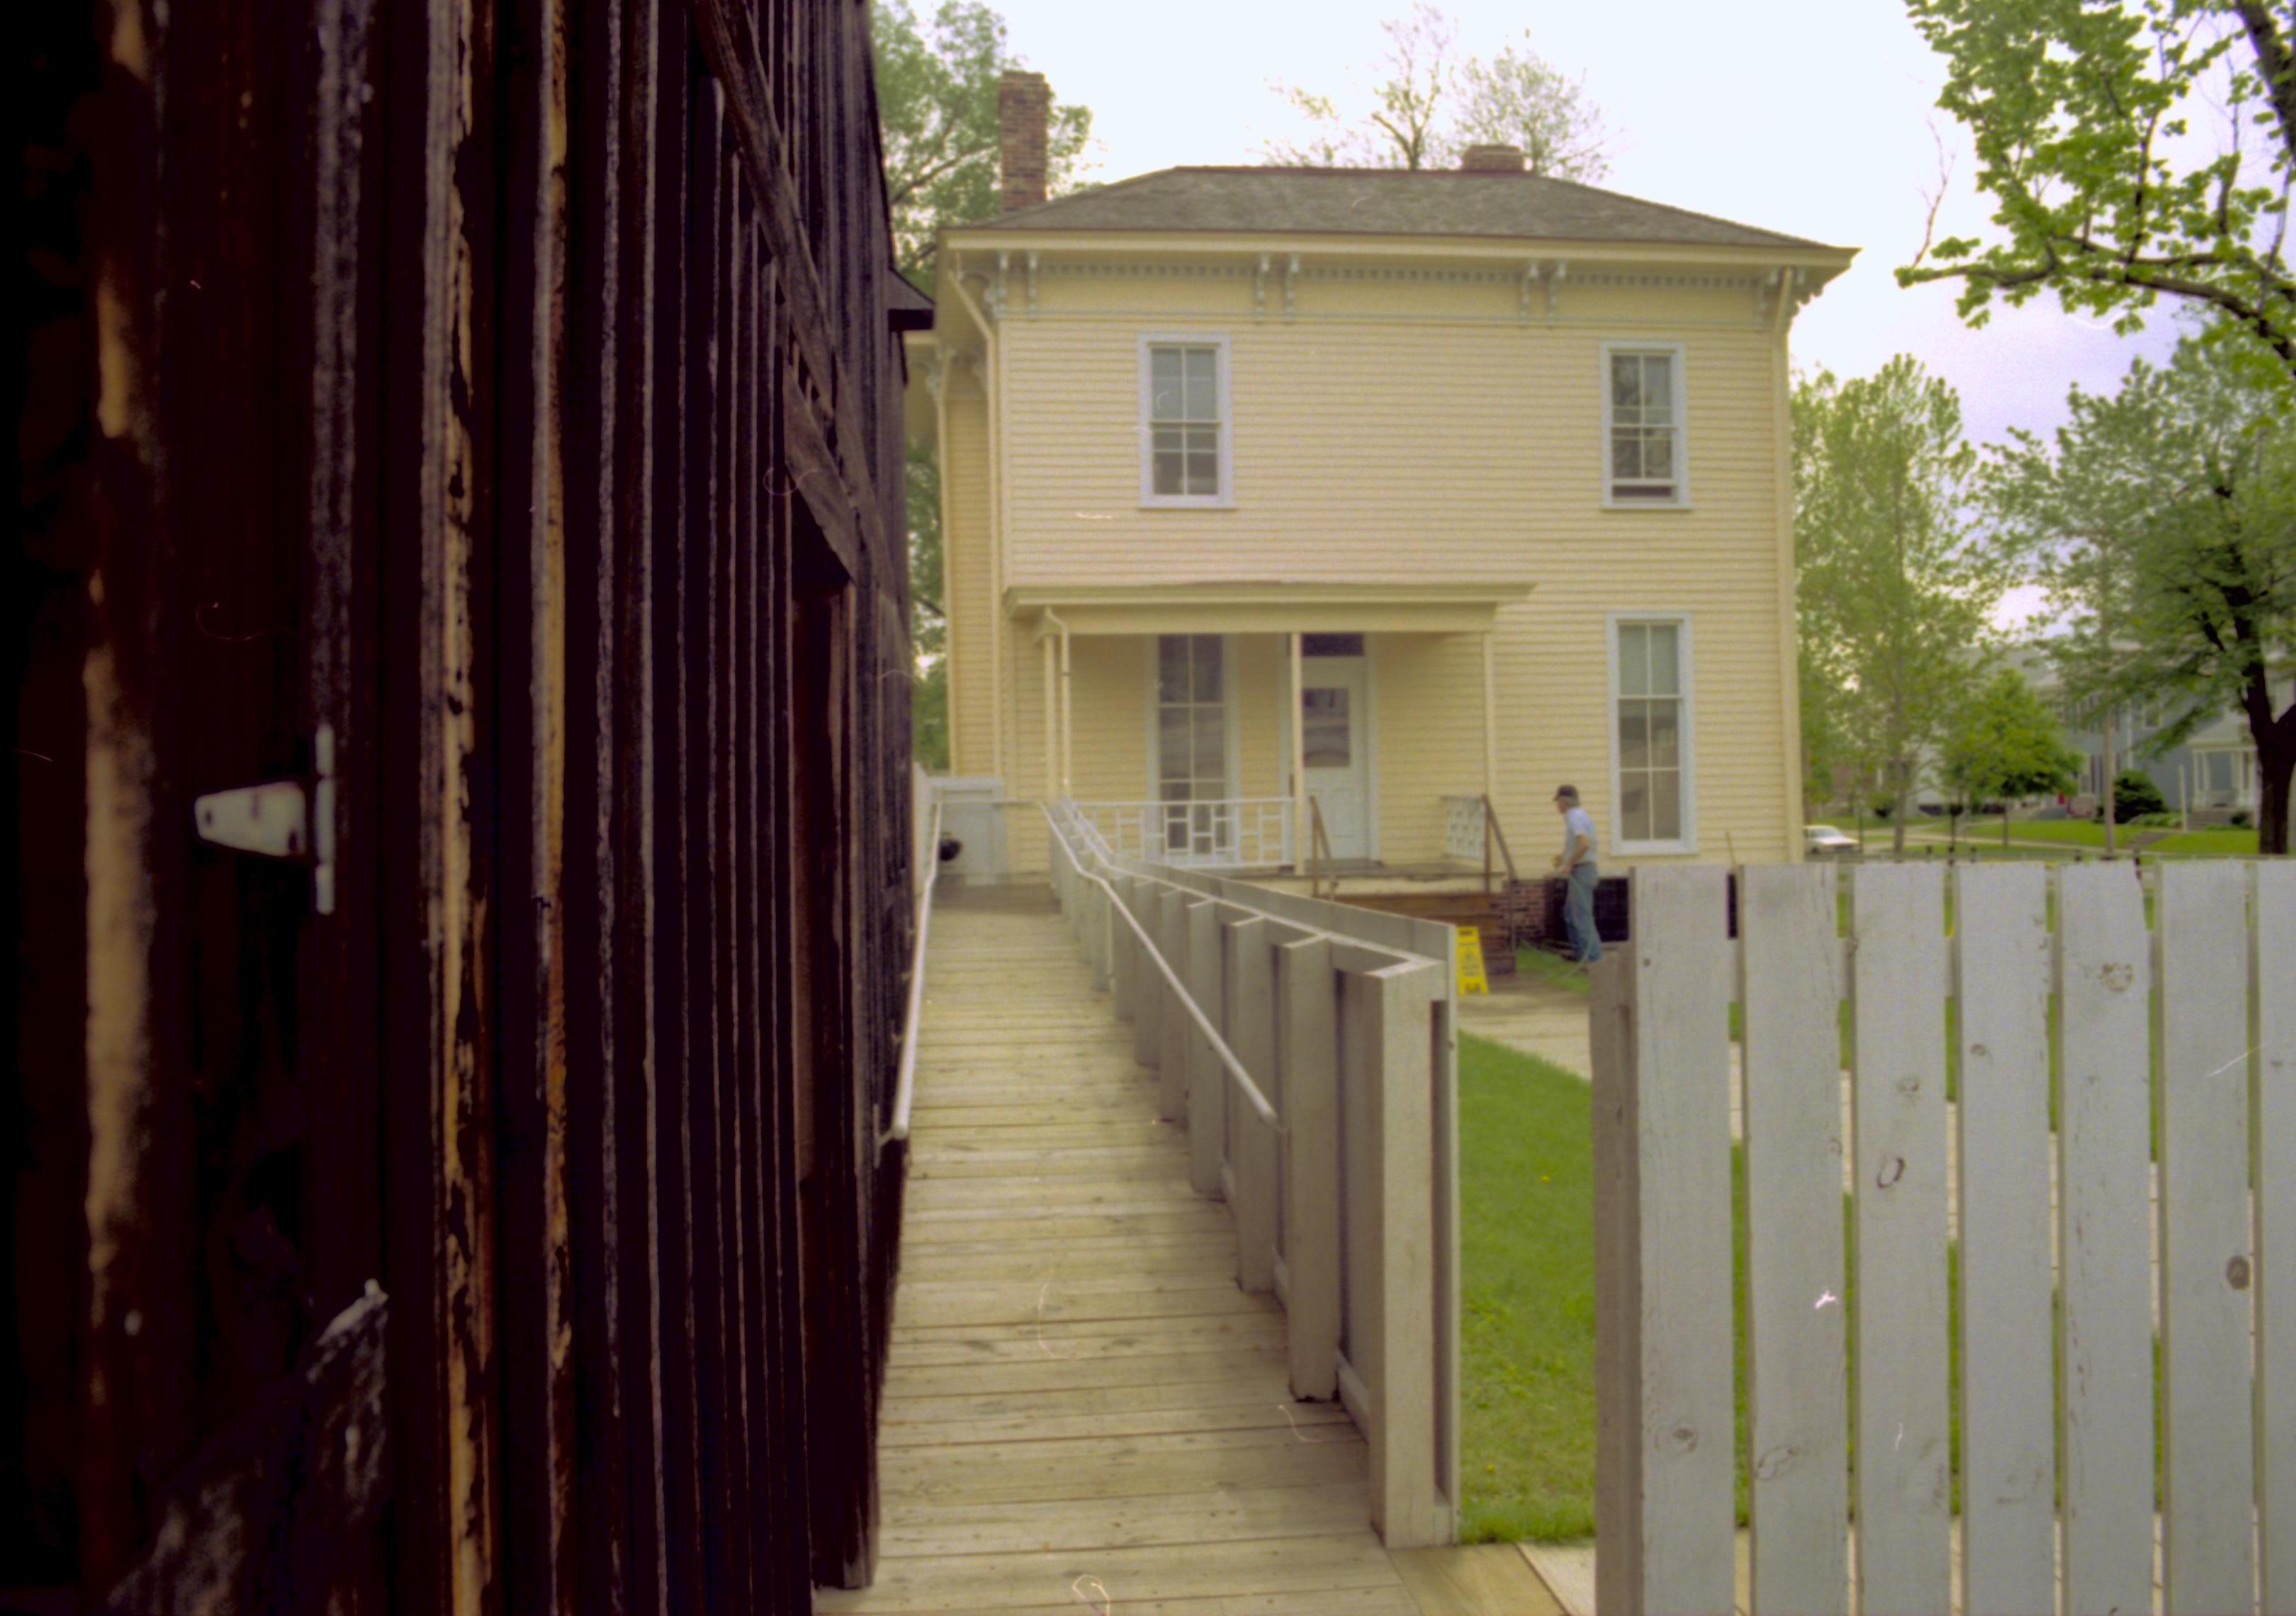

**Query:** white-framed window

left=1153, top=634, right=1234, bottom=855
left=1609, top=615, right=1695, bottom=852
left=1602, top=342, right=1688, bottom=507
left=1139, top=335, right=1233, bottom=507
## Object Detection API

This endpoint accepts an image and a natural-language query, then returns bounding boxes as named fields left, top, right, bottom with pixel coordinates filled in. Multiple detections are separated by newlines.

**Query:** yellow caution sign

left=1456, top=925, right=1490, bottom=996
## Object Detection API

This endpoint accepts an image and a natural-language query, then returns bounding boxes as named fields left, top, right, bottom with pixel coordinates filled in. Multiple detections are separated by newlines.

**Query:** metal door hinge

left=193, top=724, right=339, bottom=914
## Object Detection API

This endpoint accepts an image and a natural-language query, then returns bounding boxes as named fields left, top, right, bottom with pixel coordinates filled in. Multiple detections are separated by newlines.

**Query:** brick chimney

left=1460, top=143, right=1526, bottom=173
left=998, top=71, right=1051, bottom=212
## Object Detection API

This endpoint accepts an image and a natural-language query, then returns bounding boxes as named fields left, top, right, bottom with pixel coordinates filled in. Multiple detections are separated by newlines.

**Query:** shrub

left=2112, top=770, right=2166, bottom=823
left=2232, top=809, right=2255, bottom=829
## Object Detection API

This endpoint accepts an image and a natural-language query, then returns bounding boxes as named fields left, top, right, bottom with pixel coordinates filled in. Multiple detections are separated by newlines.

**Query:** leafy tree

left=1901, top=0, right=2296, bottom=369
left=905, top=441, right=950, bottom=769
left=1940, top=668, right=2083, bottom=843
left=2112, top=768, right=2169, bottom=822
left=1796, top=359, right=2003, bottom=854
left=872, top=0, right=1091, bottom=768
left=1264, top=4, right=1609, bottom=178
left=1985, top=334, right=2296, bottom=852
left=873, top=0, right=1093, bottom=296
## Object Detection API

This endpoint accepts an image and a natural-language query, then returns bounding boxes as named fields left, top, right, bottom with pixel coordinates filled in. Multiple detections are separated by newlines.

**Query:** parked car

left=1804, top=824, right=1861, bottom=858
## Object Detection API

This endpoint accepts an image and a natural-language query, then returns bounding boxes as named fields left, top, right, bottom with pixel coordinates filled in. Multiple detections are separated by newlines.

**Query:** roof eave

left=941, top=225, right=1857, bottom=271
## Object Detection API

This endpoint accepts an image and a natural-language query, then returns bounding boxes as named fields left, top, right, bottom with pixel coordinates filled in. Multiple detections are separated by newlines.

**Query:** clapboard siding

left=937, top=262, right=1800, bottom=867
left=996, top=313, right=1784, bottom=586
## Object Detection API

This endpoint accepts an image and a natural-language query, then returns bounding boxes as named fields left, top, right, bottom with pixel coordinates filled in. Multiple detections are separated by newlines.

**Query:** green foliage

left=1901, top=0, right=2296, bottom=366
left=872, top=1, right=1089, bottom=765
left=1795, top=357, right=2003, bottom=850
left=872, top=0, right=1093, bottom=294
left=1458, top=1033, right=1598, bottom=1542
left=1984, top=333, right=2296, bottom=851
left=2114, top=768, right=2169, bottom=821
left=1264, top=4, right=1609, bottom=177
left=1942, top=667, right=2083, bottom=809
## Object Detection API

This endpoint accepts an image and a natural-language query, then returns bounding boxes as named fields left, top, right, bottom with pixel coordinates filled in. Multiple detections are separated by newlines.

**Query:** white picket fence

left=1595, top=860, right=2296, bottom=1616
left=1042, top=799, right=1461, bottom=1547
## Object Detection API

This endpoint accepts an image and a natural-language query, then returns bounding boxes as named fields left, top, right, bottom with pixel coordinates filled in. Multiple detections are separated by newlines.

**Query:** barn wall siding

left=7, top=0, right=913, bottom=1610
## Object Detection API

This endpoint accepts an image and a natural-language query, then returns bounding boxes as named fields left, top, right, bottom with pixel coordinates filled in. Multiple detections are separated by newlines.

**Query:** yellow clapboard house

left=910, top=74, right=1855, bottom=887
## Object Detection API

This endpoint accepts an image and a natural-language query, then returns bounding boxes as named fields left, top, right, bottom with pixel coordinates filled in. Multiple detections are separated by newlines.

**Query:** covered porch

left=1005, top=581, right=1531, bottom=876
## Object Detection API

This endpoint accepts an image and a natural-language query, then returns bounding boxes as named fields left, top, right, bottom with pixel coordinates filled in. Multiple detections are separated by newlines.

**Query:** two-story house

left=912, top=72, right=1855, bottom=880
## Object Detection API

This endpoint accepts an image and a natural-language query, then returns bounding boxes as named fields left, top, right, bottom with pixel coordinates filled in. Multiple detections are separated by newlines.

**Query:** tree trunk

left=1891, top=761, right=1910, bottom=858
left=2102, top=707, right=2119, bottom=858
left=2250, top=701, right=2296, bottom=856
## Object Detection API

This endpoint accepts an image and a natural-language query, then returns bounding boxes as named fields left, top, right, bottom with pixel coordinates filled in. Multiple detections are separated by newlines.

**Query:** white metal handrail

left=1040, top=802, right=1278, bottom=1128
left=882, top=792, right=942, bottom=1149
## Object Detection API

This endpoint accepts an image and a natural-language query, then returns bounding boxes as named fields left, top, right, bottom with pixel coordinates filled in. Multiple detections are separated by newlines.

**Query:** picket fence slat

left=1739, top=865, right=1850, bottom=1616
left=1186, top=898, right=1225, bottom=1199
left=1223, top=914, right=1278, bottom=1294
left=2156, top=860, right=2256, bottom=1614
left=2056, top=862, right=2158, bottom=1615
left=1592, top=866, right=1735, bottom=1616
left=1848, top=863, right=1952, bottom=1615
left=1952, top=865, right=2056, bottom=1613
left=1595, top=855, right=2296, bottom=1615
left=2258, top=862, right=2296, bottom=1615
left=1159, top=890, right=1190, bottom=1125
left=1276, top=933, right=1341, bottom=1401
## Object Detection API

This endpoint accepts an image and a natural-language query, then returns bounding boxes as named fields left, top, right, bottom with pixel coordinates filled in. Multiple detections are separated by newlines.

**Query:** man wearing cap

left=1551, top=785, right=1602, bottom=965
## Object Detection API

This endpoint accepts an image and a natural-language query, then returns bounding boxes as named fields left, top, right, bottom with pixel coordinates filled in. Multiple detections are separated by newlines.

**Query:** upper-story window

left=1140, top=336, right=1232, bottom=507
left=1604, top=344, right=1687, bottom=507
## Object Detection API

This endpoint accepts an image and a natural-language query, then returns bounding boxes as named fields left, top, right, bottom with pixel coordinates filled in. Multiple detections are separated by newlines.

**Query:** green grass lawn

left=1512, top=944, right=1591, bottom=996
left=1458, top=1032, right=1599, bottom=1542
left=1458, top=1029, right=1966, bottom=1544
left=1818, top=814, right=2260, bottom=859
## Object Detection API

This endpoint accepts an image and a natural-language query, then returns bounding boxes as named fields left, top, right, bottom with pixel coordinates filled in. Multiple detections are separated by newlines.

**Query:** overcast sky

left=989, top=0, right=2183, bottom=457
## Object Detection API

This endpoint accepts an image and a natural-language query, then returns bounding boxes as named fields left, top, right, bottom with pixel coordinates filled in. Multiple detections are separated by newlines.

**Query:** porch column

left=1058, top=623, right=1072, bottom=795
left=1042, top=634, right=1057, bottom=800
left=1291, top=633, right=1307, bottom=869
left=1481, top=631, right=1499, bottom=814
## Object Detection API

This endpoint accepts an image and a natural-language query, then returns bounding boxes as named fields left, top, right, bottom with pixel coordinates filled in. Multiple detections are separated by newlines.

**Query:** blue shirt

left=1560, top=806, right=1597, bottom=868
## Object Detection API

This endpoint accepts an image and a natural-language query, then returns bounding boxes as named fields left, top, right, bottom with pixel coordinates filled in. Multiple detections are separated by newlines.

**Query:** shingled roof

left=955, top=167, right=1842, bottom=253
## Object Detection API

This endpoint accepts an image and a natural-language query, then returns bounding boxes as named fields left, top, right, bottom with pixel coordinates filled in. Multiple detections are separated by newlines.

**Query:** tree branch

left=2234, top=0, right=2296, bottom=168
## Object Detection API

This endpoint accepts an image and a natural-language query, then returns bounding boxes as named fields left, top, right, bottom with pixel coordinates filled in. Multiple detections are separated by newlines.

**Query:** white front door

left=1300, top=657, right=1371, bottom=860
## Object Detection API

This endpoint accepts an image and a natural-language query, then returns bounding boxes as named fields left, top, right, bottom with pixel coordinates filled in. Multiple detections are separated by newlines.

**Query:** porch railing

left=1069, top=797, right=1295, bottom=869
left=1442, top=792, right=1520, bottom=894
left=1041, top=799, right=1460, bottom=1547
left=1596, top=859, right=2296, bottom=1615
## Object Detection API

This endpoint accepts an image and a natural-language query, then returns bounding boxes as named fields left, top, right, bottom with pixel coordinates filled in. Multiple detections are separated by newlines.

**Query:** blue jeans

left=1563, top=863, right=1603, bottom=964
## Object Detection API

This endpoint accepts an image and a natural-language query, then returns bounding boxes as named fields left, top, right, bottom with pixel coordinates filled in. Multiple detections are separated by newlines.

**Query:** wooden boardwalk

left=821, top=885, right=1553, bottom=1615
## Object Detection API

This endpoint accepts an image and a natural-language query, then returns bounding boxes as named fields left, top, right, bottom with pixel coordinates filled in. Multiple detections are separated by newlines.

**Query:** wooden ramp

left=821, top=884, right=1427, bottom=1615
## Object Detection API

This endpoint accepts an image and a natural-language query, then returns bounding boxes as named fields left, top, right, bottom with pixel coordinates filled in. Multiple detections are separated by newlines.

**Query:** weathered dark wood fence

left=9, top=0, right=919, bottom=1610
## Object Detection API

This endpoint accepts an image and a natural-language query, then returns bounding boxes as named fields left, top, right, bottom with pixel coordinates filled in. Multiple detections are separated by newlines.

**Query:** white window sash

left=1600, top=341, right=1689, bottom=508
left=1608, top=613, right=1697, bottom=854
left=1138, top=333, right=1235, bottom=508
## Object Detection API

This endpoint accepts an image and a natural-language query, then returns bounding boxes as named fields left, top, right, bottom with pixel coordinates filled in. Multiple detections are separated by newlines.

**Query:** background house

left=912, top=75, right=1854, bottom=882
left=2013, top=649, right=2289, bottom=819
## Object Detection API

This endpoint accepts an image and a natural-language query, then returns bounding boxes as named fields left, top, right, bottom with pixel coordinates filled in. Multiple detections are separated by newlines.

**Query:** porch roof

left=1006, top=580, right=1534, bottom=636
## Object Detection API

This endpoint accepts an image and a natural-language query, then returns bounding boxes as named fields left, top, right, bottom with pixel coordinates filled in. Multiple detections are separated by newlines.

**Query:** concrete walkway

left=1455, top=972, right=1592, bottom=1076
